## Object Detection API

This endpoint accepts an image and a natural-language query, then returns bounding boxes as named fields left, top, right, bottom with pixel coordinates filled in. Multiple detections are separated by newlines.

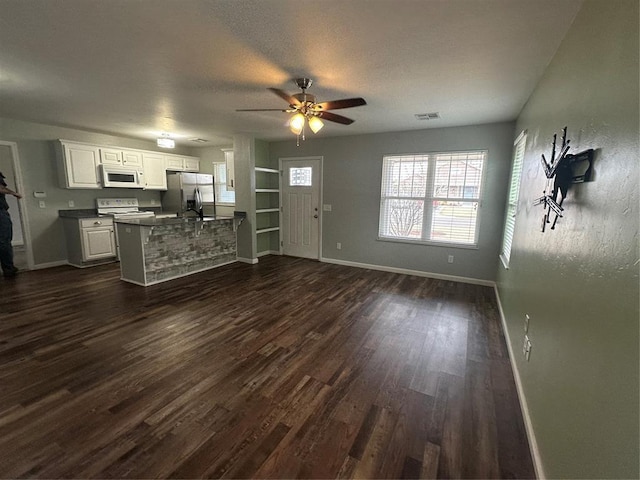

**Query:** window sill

left=377, top=236, right=479, bottom=250
left=499, top=254, right=510, bottom=269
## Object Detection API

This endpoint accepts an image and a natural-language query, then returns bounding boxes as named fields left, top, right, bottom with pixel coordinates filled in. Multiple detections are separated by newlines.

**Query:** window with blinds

left=500, top=132, right=527, bottom=268
left=213, top=162, right=235, bottom=205
left=378, top=150, right=486, bottom=246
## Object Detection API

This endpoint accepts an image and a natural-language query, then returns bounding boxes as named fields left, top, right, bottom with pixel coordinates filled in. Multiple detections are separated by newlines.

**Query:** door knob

left=313, top=214, right=318, bottom=218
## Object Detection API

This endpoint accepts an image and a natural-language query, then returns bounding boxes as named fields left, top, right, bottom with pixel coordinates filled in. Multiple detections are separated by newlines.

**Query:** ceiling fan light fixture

left=289, top=113, right=305, bottom=135
left=308, top=116, right=324, bottom=133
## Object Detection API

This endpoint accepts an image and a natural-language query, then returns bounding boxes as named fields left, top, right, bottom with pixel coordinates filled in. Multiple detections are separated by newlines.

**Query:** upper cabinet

left=57, top=140, right=199, bottom=190
left=222, top=148, right=235, bottom=191
left=142, top=153, right=167, bottom=190
left=100, top=148, right=143, bottom=167
left=58, top=142, right=102, bottom=189
left=166, top=156, right=200, bottom=172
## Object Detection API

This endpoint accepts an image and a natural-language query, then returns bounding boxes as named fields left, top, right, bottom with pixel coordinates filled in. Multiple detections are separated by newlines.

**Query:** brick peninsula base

left=115, top=216, right=237, bottom=286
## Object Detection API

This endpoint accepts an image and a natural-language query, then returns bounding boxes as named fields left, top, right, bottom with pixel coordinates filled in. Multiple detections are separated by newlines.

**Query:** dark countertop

left=114, top=215, right=235, bottom=227
left=58, top=209, right=99, bottom=219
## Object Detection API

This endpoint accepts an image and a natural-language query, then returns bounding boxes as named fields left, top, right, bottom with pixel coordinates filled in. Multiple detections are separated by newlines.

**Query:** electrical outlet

left=68, top=200, right=75, bottom=208
left=150, top=199, right=156, bottom=205
left=336, top=242, right=342, bottom=250
left=38, top=200, right=46, bottom=208
left=524, top=314, right=530, bottom=333
left=447, top=255, right=454, bottom=263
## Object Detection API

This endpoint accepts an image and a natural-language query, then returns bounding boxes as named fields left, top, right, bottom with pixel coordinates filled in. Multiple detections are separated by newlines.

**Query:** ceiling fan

left=237, top=78, right=366, bottom=143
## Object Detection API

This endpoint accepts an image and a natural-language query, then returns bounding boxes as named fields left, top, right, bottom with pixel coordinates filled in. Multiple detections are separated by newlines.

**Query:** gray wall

left=497, top=1, right=639, bottom=478
left=0, top=117, right=196, bottom=266
left=269, top=121, right=515, bottom=281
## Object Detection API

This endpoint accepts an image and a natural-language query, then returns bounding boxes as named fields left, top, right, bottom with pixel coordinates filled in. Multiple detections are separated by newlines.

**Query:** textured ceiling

left=0, top=0, right=583, bottom=146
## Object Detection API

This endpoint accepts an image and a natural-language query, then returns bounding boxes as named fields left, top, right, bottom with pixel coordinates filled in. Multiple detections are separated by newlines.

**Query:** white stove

left=96, top=198, right=155, bottom=219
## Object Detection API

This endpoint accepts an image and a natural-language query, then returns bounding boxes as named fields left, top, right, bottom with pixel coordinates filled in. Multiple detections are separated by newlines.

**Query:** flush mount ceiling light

left=157, top=134, right=175, bottom=149
left=237, top=78, right=366, bottom=146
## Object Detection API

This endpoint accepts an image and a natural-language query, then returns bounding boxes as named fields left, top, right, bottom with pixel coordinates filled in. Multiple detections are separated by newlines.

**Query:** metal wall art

left=534, top=126, right=594, bottom=232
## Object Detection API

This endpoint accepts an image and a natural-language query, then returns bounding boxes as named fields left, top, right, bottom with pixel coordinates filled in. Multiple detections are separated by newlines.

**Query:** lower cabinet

left=63, top=217, right=117, bottom=267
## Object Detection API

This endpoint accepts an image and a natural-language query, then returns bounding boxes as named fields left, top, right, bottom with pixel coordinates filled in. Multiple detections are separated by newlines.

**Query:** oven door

left=101, top=165, right=143, bottom=188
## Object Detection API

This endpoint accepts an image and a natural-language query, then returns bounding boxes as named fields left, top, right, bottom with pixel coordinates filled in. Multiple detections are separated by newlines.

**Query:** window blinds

left=500, top=133, right=527, bottom=266
left=379, top=151, right=486, bottom=246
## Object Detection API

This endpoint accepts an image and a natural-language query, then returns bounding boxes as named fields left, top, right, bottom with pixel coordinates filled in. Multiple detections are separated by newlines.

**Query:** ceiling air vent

left=189, top=138, right=209, bottom=143
left=415, top=112, right=440, bottom=120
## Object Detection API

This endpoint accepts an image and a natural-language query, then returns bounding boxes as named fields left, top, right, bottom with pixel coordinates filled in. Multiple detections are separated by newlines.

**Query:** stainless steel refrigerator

left=162, top=172, right=214, bottom=217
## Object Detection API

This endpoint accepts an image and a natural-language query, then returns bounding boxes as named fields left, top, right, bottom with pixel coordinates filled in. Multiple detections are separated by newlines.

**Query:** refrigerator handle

left=195, top=187, right=203, bottom=214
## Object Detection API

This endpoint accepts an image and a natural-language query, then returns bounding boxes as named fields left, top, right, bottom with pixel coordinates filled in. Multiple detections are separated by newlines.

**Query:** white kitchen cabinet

left=142, top=152, right=167, bottom=190
left=101, top=148, right=143, bottom=167
left=122, top=150, right=143, bottom=167
left=166, top=156, right=200, bottom=172
left=81, top=223, right=116, bottom=261
left=62, top=216, right=116, bottom=267
left=222, top=148, right=235, bottom=191
left=165, top=156, right=185, bottom=171
left=58, top=141, right=102, bottom=189
left=100, top=148, right=123, bottom=165
left=184, top=157, right=200, bottom=172
left=57, top=139, right=200, bottom=189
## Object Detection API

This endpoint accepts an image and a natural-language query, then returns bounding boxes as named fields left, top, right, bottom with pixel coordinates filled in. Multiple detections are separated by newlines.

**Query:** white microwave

left=100, top=164, right=144, bottom=188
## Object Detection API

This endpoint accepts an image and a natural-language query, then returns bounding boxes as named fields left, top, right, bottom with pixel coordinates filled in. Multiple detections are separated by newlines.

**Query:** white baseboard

left=236, top=257, right=259, bottom=264
left=494, top=285, right=545, bottom=479
left=30, top=260, right=68, bottom=270
left=257, top=250, right=281, bottom=258
left=320, top=257, right=496, bottom=287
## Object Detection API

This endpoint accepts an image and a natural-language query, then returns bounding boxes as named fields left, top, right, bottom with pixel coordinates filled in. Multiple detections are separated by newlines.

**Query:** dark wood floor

left=0, top=256, right=535, bottom=479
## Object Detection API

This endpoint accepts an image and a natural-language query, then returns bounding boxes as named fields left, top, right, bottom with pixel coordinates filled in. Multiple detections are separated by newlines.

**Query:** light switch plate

left=323, top=204, right=332, bottom=211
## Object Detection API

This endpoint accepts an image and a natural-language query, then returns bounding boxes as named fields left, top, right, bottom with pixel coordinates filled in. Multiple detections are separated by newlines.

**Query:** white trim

left=30, top=260, right=68, bottom=270
left=320, top=256, right=495, bottom=287
left=256, top=227, right=280, bottom=234
left=494, top=285, right=545, bottom=480
left=514, top=129, right=528, bottom=146
left=236, top=256, right=258, bottom=264
left=66, top=259, right=117, bottom=269
left=255, top=167, right=279, bottom=174
left=257, top=250, right=280, bottom=257
left=0, top=140, right=34, bottom=270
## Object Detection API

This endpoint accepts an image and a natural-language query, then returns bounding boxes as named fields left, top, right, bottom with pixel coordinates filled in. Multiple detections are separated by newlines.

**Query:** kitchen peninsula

left=115, top=216, right=237, bottom=286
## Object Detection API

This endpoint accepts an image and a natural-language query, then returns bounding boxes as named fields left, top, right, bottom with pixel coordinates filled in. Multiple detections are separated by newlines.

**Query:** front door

left=281, top=157, right=322, bottom=259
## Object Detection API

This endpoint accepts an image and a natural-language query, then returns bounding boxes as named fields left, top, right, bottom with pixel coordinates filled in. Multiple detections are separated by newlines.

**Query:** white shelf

left=255, top=188, right=279, bottom=193
left=256, top=227, right=280, bottom=234
left=256, top=208, right=280, bottom=214
left=255, top=167, right=279, bottom=174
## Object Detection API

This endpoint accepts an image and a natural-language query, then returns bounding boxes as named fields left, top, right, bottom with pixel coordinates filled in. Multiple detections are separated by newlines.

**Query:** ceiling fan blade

left=314, top=97, right=367, bottom=111
left=268, top=88, right=301, bottom=106
left=319, top=111, right=355, bottom=125
left=236, top=108, right=289, bottom=112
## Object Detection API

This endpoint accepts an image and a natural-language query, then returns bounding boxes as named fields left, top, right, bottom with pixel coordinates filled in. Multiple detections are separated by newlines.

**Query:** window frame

left=212, top=162, right=235, bottom=206
left=500, top=131, right=527, bottom=269
left=377, top=150, right=487, bottom=248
